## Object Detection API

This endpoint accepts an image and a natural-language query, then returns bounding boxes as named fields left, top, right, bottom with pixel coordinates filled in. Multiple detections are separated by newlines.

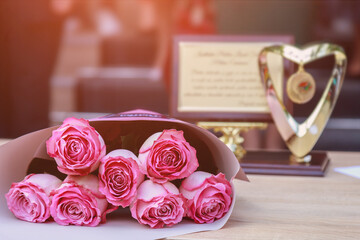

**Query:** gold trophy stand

left=256, top=43, right=346, bottom=177
left=240, top=150, right=330, bottom=176
left=197, top=121, right=267, bottom=159
left=198, top=122, right=330, bottom=177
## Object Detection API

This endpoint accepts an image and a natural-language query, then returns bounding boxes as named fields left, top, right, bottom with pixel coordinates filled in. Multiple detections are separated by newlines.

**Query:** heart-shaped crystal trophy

left=258, top=43, right=346, bottom=172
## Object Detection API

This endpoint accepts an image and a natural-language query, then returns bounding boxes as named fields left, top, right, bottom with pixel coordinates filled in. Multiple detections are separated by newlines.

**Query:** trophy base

left=238, top=150, right=329, bottom=177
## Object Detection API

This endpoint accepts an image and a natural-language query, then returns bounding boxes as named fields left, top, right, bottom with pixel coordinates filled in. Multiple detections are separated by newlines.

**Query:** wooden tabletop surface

left=1, top=140, right=359, bottom=239
left=172, top=151, right=360, bottom=240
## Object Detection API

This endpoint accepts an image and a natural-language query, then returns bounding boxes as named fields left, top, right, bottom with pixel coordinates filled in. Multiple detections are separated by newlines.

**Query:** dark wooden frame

left=170, top=35, right=294, bottom=122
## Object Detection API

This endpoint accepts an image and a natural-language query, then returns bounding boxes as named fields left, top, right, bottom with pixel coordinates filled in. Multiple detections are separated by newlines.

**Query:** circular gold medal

left=287, top=67, right=316, bottom=104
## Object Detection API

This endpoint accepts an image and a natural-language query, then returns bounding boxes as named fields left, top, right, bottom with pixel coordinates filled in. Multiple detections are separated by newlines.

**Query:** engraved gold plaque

left=258, top=43, right=347, bottom=159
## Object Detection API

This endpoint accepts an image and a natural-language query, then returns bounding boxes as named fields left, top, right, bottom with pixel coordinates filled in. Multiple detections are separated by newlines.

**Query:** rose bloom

left=138, top=129, right=198, bottom=183
left=50, top=175, right=116, bottom=226
left=180, top=171, right=232, bottom=224
left=130, top=180, right=185, bottom=228
left=99, top=149, right=144, bottom=207
left=5, top=174, right=62, bottom=223
left=46, top=117, right=106, bottom=176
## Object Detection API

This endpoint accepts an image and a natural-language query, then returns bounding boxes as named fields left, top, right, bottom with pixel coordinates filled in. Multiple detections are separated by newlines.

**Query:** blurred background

left=0, top=0, right=359, bottom=152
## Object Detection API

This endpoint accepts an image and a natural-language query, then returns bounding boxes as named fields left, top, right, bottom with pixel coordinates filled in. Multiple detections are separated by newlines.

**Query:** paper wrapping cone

left=0, top=109, right=248, bottom=240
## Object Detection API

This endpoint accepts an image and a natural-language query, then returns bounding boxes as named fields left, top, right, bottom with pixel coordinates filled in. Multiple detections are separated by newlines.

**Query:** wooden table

left=172, top=151, right=360, bottom=240
left=1, top=139, right=358, bottom=239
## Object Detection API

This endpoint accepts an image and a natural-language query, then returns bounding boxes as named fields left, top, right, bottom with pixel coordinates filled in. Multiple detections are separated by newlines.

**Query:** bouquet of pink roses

left=1, top=110, right=247, bottom=238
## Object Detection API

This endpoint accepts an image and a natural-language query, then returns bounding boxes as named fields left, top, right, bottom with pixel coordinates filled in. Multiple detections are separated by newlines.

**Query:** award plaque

left=171, top=35, right=294, bottom=121
left=248, top=43, right=347, bottom=176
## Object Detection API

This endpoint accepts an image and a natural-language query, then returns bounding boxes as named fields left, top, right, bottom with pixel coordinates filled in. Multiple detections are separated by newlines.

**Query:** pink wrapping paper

left=0, top=109, right=247, bottom=240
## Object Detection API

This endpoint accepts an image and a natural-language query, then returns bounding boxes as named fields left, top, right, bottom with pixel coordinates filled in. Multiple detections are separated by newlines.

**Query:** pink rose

left=130, top=180, right=185, bottom=228
left=99, top=149, right=144, bottom=207
left=5, top=174, right=62, bottom=223
left=138, top=129, right=199, bottom=183
left=50, top=175, right=115, bottom=226
left=180, top=171, right=232, bottom=224
left=46, top=117, right=106, bottom=176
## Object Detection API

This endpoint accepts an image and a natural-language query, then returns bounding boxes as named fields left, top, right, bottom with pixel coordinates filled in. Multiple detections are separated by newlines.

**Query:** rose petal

left=136, top=180, right=169, bottom=201
left=130, top=181, right=185, bottom=228
left=46, top=118, right=106, bottom=176
left=180, top=171, right=232, bottom=224
left=139, top=132, right=162, bottom=154
left=50, top=175, right=113, bottom=226
left=138, top=129, right=199, bottom=183
left=180, top=171, right=212, bottom=199
left=5, top=174, right=62, bottom=223
left=25, top=173, right=62, bottom=196
left=98, top=149, right=144, bottom=207
left=64, top=175, right=103, bottom=198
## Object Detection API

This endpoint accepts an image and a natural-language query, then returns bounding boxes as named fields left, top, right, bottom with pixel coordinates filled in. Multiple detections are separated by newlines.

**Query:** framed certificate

left=170, top=35, right=294, bottom=122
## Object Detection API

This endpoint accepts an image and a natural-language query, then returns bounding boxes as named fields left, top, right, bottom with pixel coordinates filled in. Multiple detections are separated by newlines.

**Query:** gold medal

left=286, top=64, right=316, bottom=104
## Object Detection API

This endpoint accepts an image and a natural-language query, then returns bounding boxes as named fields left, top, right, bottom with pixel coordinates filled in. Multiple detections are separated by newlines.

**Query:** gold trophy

left=255, top=43, right=346, bottom=176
